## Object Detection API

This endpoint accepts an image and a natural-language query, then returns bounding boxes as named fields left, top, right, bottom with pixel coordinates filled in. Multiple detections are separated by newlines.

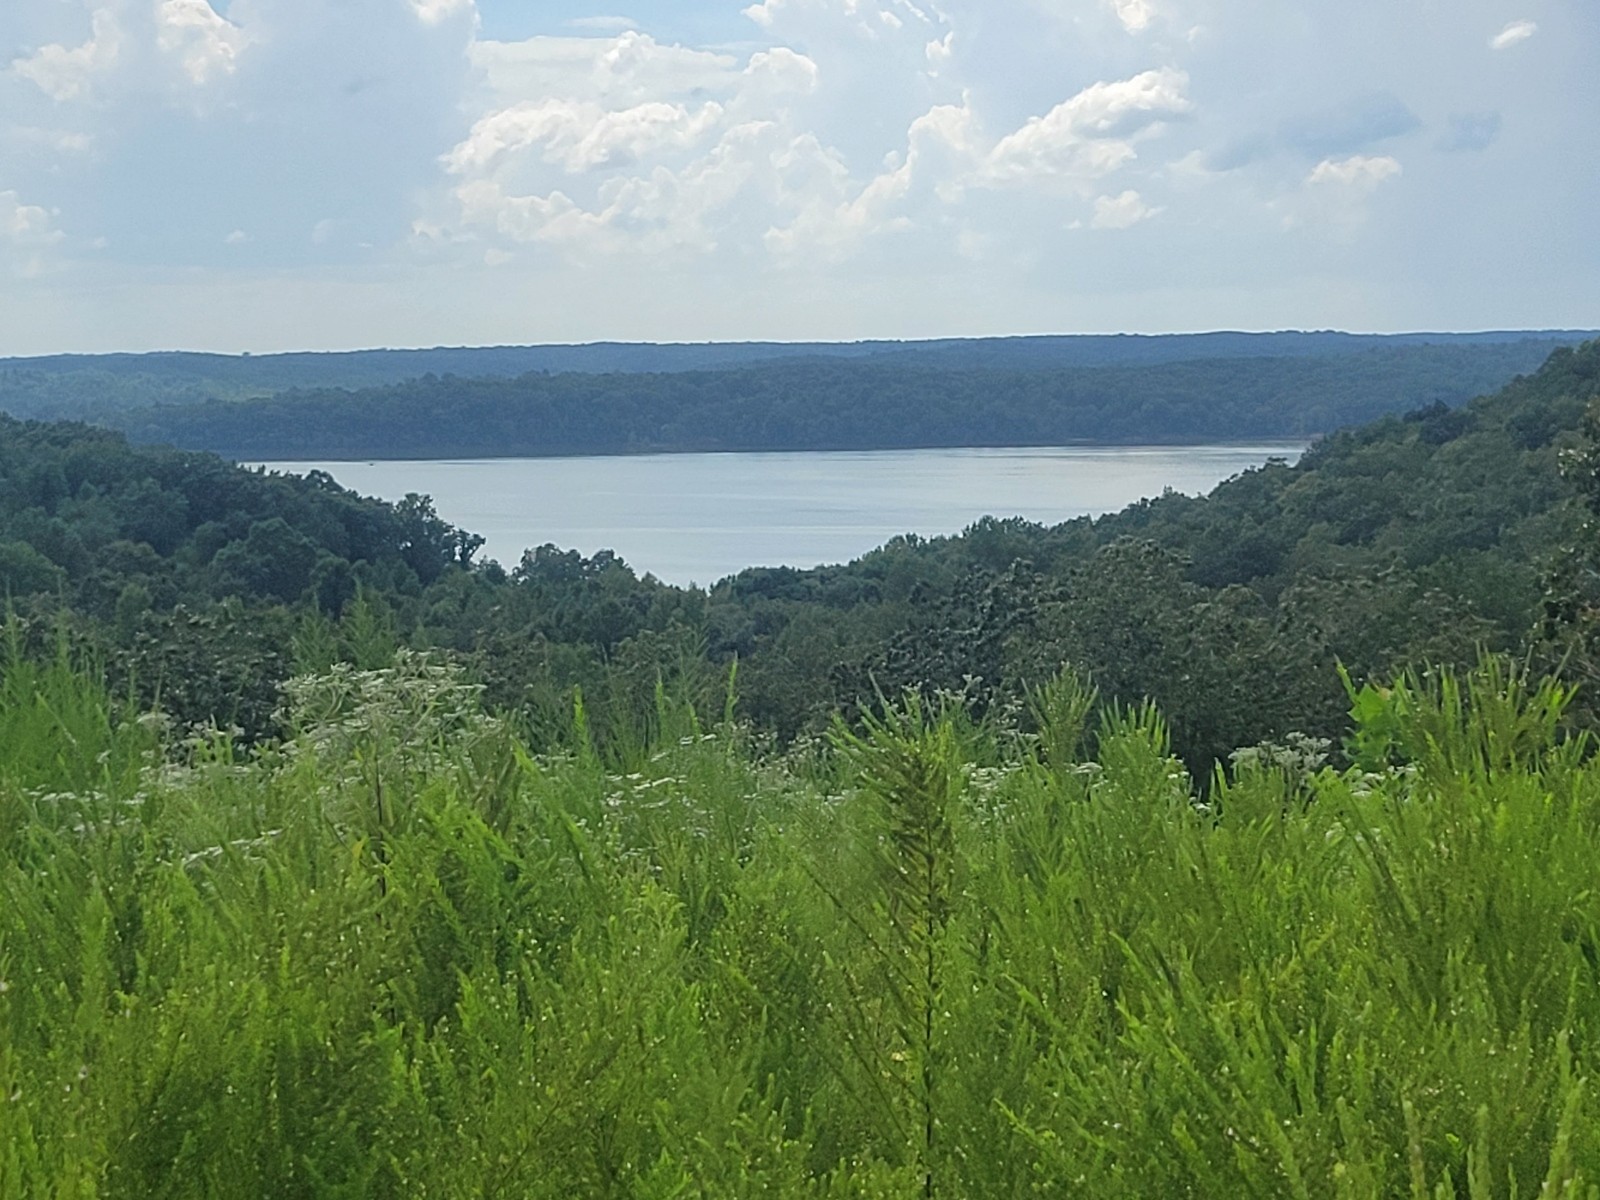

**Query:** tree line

left=0, top=339, right=1595, bottom=774
left=105, top=339, right=1578, bottom=459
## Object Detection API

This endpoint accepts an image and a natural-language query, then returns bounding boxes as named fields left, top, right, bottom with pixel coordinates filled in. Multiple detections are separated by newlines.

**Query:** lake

left=254, top=444, right=1304, bottom=587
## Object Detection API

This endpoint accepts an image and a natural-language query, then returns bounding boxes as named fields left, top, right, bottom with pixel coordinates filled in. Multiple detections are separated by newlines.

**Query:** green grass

left=3, top=652, right=1599, bottom=1197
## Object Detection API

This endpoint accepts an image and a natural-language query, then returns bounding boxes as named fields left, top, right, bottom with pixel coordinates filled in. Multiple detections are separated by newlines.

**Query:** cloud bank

left=0, top=0, right=1594, bottom=351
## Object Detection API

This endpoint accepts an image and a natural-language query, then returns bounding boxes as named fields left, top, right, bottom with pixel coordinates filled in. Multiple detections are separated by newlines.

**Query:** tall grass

left=2, top=652, right=1599, bottom=1196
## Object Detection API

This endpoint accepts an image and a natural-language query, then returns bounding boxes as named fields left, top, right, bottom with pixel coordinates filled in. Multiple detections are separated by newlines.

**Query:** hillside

left=0, top=340, right=1593, bottom=769
left=1, top=329, right=1591, bottom=426
left=113, top=339, right=1580, bottom=459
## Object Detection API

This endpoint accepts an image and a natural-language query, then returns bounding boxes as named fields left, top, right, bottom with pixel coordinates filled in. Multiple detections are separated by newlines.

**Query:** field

left=4, top=648, right=1599, bottom=1197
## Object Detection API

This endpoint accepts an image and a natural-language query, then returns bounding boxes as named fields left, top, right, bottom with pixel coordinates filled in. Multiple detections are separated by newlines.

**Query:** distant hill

left=1, top=330, right=1595, bottom=423
left=108, top=338, right=1593, bottom=460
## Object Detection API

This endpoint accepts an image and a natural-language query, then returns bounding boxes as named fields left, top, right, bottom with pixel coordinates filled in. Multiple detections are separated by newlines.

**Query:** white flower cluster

left=1227, top=732, right=1333, bottom=783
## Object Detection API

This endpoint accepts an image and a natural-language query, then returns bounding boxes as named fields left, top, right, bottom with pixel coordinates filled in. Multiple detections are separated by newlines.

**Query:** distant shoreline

left=243, top=438, right=1314, bottom=466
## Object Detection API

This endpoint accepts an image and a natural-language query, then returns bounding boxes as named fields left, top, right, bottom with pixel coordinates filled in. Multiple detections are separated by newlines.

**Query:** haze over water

left=257, top=444, right=1304, bottom=587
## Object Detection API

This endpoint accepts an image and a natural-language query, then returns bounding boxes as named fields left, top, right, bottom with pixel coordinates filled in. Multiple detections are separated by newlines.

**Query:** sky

left=0, top=0, right=1595, bottom=354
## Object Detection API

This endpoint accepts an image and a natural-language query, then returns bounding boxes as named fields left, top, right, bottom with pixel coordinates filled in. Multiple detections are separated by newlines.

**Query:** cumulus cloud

left=1, top=191, right=60, bottom=245
left=156, top=0, right=249, bottom=84
left=744, top=47, right=822, bottom=97
left=1490, top=20, right=1537, bottom=50
left=742, top=0, right=941, bottom=42
left=446, top=98, right=725, bottom=174
left=1091, top=189, right=1160, bottom=228
left=445, top=119, right=848, bottom=257
left=5, top=0, right=1596, bottom=353
left=437, top=20, right=1196, bottom=268
left=11, top=0, right=251, bottom=98
left=742, top=0, right=787, bottom=29
left=411, top=0, right=474, bottom=25
left=0, top=0, right=478, bottom=274
left=1307, top=154, right=1402, bottom=188
left=985, top=68, right=1190, bottom=185
left=439, top=29, right=851, bottom=260
left=470, top=33, right=743, bottom=108
left=1110, top=0, right=1156, bottom=33
left=1291, top=154, right=1403, bottom=231
left=767, top=99, right=978, bottom=258
left=0, top=189, right=64, bottom=276
left=9, top=8, right=122, bottom=102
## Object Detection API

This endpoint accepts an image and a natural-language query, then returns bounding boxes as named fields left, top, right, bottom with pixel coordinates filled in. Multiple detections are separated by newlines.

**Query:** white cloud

left=438, top=29, right=840, bottom=260
left=5, top=0, right=1597, bottom=354
left=743, top=0, right=786, bottom=29
left=0, top=189, right=64, bottom=276
left=224, top=229, right=248, bottom=244
left=1110, top=0, right=1156, bottom=33
left=1, top=191, right=60, bottom=245
left=1307, top=154, right=1402, bottom=188
left=1489, top=20, right=1537, bottom=50
left=1091, top=189, right=1160, bottom=228
left=411, top=0, right=474, bottom=25
left=448, top=119, right=837, bottom=256
left=744, top=47, right=822, bottom=96
left=156, top=0, right=249, bottom=84
left=443, top=83, right=980, bottom=266
left=470, top=33, right=739, bottom=108
left=9, top=8, right=122, bottom=102
left=438, top=35, right=1193, bottom=268
left=985, top=68, right=1191, bottom=185
left=742, top=0, right=938, bottom=39
left=446, top=98, right=725, bottom=174
left=1293, top=153, right=1402, bottom=229
left=767, top=98, right=977, bottom=258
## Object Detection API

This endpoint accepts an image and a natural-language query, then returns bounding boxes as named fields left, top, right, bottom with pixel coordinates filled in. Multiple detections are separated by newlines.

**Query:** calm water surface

left=255, top=445, right=1303, bottom=587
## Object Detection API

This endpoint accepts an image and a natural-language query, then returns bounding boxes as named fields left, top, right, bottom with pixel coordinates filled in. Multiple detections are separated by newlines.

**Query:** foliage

left=0, top=338, right=1597, bottom=775
left=5, top=651, right=1600, bottom=1194
left=6, top=332, right=1588, bottom=426
left=109, top=339, right=1580, bottom=460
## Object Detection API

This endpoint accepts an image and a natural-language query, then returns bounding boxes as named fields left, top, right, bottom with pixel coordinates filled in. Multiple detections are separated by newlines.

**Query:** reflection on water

left=253, top=444, right=1304, bottom=587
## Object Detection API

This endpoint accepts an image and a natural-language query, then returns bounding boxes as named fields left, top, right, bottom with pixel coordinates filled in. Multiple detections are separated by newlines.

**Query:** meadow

left=4, top=645, right=1598, bottom=1197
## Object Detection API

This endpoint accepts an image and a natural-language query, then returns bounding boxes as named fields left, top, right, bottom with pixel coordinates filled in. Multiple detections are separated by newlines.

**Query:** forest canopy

left=106, top=338, right=1587, bottom=459
left=0, top=338, right=1595, bottom=770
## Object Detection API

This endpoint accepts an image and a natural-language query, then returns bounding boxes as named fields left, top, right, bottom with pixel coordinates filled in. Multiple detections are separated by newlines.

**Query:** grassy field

left=3, top=648, right=1599, bottom=1197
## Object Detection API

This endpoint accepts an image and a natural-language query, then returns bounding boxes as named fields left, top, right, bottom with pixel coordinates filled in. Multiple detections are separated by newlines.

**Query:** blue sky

left=0, top=0, right=1595, bottom=354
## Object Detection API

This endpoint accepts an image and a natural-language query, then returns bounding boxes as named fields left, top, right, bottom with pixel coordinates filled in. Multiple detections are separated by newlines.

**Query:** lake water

left=254, top=445, right=1304, bottom=587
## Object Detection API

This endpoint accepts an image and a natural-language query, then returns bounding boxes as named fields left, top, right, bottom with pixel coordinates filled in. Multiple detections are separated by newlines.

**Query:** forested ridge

left=6, top=339, right=1600, bottom=1193
left=109, top=337, right=1584, bottom=458
left=6, top=329, right=1591, bottom=416
left=0, top=339, right=1594, bottom=763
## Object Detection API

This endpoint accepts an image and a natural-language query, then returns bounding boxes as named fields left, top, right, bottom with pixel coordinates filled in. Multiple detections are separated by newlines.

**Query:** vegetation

left=109, top=339, right=1581, bottom=459
left=6, top=331, right=1591, bottom=425
left=0, top=338, right=1596, bottom=771
left=5, top=647, right=1600, bottom=1195
left=4, top=337, right=1600, bottom=1191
